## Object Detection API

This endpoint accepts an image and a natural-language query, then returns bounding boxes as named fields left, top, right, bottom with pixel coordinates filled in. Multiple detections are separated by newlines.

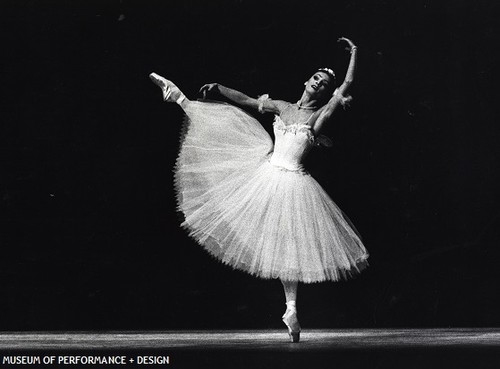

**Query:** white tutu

left=174, top=100, right=368, bottom=283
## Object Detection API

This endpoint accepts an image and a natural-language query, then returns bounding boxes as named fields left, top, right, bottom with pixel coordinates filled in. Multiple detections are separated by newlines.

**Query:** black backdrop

left=0, top=0, right=499, bottom=330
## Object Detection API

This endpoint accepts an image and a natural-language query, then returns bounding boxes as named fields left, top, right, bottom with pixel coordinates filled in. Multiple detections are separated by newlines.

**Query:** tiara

left=317, top=67, right=336, bottom=80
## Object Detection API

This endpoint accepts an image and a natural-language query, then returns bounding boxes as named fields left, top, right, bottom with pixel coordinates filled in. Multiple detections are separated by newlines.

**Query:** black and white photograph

left=0, top=0, right=499, bottom=368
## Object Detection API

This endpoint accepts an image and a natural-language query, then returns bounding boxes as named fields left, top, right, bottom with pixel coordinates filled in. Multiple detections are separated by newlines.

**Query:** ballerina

left=150, top=37, right=368, bottom=343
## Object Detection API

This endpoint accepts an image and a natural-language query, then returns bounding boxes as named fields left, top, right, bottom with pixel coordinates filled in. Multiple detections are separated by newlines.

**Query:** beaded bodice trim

left=273, top=116, right=315, bottom=144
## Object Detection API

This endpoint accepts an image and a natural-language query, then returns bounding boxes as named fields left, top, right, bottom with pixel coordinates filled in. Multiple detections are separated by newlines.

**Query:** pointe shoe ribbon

left=282, top=306, right=301, bottom=343
left=149, top=72, right=185, bottom=105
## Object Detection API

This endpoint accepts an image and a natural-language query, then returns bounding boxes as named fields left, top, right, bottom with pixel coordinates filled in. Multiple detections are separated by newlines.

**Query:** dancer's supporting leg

left=281, top=280, right=301, bottom=343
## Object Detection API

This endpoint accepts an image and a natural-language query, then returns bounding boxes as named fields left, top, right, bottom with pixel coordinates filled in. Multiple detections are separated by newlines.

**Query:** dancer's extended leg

left=149, top=72, right=190, bottom=109
left=281, top=280, right=301, bottom=343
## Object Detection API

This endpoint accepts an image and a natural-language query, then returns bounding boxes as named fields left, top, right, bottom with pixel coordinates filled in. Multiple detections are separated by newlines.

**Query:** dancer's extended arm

left=312, top=37, right=358, bottom=132
left=199, top=83, right=286, bottom=114
left=335, top=37, right=357, bottom=97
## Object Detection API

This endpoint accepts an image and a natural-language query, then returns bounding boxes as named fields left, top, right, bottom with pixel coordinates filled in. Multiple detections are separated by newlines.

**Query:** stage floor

left=1, top=329, right=499, bottom=368
left=1, top=328, right=499, bottom=350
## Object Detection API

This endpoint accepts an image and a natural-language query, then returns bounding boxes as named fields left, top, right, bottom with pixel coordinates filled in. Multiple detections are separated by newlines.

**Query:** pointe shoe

left=149, top=72, right=185, bottom=104
left=282, top=307, right=301, bottom=343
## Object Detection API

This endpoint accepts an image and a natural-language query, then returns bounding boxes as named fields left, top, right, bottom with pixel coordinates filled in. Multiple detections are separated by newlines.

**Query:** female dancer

left=150, top=37, right=368, bottom=342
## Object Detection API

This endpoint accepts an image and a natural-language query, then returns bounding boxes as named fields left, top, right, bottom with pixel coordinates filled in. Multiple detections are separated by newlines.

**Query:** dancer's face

left=304, top=72, right=333, bottom=99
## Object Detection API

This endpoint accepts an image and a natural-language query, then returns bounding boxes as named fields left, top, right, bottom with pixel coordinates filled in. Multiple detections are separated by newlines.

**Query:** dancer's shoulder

left=257, top=95, right=291, bottom=115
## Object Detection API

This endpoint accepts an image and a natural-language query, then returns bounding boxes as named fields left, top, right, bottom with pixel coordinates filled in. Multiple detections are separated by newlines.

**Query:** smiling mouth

left=311, top=85, right=319, bottom=90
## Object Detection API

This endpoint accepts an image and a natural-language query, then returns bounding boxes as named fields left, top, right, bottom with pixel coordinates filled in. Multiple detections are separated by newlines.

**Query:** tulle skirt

left=174, top=100, right=368, bottom=283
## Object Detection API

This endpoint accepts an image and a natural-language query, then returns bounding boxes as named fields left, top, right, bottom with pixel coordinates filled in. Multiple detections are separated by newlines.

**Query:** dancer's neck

left=297, top=91, right=319, bottom=110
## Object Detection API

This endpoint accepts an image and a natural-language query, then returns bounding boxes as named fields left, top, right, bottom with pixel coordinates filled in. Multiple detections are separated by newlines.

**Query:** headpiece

left=317, top=67, right=336, bottom=81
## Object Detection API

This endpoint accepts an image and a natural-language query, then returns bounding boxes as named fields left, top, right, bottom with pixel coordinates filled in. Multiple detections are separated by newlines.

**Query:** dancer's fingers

left=338, top=37, right=353, bottom=45
left=199, top=85, right=206, bottom=98
left=199, top=84, right=216, bottom=99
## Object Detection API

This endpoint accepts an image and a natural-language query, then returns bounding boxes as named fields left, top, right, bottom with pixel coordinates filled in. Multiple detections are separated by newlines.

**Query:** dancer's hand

left=337, top=37, right=357, bottom=52
left=199, top=83, right=219, bottom=99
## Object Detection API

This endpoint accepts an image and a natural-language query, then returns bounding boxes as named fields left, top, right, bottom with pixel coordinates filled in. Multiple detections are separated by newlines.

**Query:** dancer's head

left=303, top=68, right=336, bottom=104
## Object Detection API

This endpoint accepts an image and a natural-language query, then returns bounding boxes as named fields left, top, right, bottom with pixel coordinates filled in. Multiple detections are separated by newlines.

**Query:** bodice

left=269, top=115, right=315, bottom=172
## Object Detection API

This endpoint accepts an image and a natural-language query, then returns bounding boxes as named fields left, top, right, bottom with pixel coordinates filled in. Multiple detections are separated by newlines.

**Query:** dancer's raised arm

left=200, top=83, right=287, bottom=114
left=335, top=37, right=357, bottom=97
left=312, top=37, right=358, bottom=132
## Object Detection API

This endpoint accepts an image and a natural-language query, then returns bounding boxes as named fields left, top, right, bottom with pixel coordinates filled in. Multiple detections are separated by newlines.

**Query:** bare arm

left=312, top=37, right=358, bottom=132
left=336, top=37, right=357, bottom=97
left=199, top=83, right=287, bottom=114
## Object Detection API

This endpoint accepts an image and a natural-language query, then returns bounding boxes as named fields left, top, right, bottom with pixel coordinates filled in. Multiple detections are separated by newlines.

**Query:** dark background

left=0, top=0, right=499, bottom=330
